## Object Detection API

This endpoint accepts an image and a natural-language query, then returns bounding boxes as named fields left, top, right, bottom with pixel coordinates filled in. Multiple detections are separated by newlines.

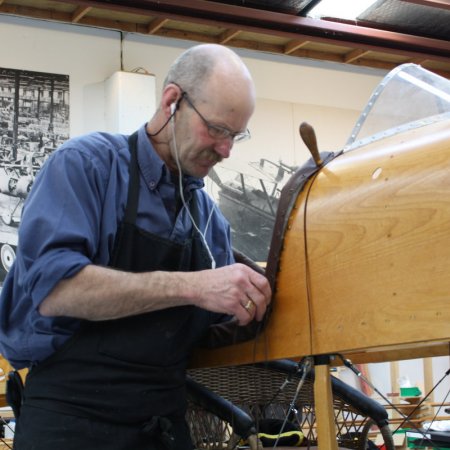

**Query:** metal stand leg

left=314, top=355, right=338, bottom=450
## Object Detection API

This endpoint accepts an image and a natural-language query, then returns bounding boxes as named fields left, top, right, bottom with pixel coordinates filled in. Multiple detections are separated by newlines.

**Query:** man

left=0, top=44, right=271, bottom=449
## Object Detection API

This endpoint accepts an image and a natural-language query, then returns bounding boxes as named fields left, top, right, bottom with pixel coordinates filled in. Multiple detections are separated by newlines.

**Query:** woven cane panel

left=188, top=365, right=314, bottom=405
left=187, top=365, right=370, bottom=449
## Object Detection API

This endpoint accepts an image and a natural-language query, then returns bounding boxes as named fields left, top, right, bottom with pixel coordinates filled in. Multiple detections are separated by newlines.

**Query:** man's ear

left=162, top=83, right=182, bottom=116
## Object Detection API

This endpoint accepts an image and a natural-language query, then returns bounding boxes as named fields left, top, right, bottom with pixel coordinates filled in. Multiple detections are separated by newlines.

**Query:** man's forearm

left=39, top=263, right=272, bottom=325
left=39, top=264, right=195, bottom=321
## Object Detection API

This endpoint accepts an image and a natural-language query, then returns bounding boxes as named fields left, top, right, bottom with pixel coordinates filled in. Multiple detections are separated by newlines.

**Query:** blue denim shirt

left=0, top=124, right=233, bottom=368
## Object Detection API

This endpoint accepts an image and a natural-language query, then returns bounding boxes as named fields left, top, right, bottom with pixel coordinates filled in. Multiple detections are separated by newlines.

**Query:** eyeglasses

left=181, top=92, right=251, bottom=143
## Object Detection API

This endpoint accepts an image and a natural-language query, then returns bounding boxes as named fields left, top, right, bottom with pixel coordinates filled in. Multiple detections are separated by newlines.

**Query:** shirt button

left=149, top=181, right=156, bottom=189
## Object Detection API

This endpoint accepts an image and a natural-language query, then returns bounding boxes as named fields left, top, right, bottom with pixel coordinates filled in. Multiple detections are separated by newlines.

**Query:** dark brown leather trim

left=265, top=151, right=337, bottom=292
left=233, top=248, right=265, bottom=275
left=199, top=151, right=339, bottom=349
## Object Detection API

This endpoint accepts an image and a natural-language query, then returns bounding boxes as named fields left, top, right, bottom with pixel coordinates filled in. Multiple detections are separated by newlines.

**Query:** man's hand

left=190, top=263, right=272, bottom=325
left=40, top=263, right=271, bottom=324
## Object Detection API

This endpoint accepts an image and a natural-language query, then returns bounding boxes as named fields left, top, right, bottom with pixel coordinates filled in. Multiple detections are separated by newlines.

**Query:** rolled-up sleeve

left=18, top=146, right=112, bottom=308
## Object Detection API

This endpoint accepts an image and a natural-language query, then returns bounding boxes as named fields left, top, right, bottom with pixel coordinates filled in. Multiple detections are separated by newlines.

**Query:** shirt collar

left=136, top=124, right=204, bottom=191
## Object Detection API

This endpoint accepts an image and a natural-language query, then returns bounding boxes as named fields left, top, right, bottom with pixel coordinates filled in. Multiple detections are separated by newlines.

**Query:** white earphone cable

left=170, top=111, right=217, bottom=269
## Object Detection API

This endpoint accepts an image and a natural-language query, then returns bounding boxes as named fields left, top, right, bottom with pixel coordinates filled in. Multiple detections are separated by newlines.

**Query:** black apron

left=14, top=133, right=220, bottom=450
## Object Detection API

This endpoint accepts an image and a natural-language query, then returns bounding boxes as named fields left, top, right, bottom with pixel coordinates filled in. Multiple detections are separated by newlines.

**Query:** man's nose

left=214, top=138, right=233, bottom=159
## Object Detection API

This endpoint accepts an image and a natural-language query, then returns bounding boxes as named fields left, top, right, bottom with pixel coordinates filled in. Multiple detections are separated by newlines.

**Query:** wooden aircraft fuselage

left=191, top=80, right=450, bottom=369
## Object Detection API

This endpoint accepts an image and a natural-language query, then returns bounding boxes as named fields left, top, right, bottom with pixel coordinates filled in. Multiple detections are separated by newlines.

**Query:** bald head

left=164, top=44, right=255, bottom=106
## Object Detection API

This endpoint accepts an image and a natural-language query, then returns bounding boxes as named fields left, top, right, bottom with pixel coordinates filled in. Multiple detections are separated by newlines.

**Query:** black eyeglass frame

left=179, top=91, right=251, bottom=143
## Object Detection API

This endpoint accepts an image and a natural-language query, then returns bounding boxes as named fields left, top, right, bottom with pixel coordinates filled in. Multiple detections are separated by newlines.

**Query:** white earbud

left=170, top=102, right=177, bottom=115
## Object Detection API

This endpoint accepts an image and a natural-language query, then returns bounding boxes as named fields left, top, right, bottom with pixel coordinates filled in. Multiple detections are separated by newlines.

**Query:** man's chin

left=189, top=163, right=216, bottom=179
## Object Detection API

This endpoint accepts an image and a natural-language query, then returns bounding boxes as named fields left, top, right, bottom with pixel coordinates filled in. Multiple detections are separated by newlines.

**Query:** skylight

left=307, top=0, right=379, bottom=21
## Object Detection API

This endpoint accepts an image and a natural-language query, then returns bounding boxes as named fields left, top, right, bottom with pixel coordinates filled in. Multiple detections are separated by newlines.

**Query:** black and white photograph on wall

left=206, top=157, right=297, bottom=264
left=0, top=68, right=69, bottom=282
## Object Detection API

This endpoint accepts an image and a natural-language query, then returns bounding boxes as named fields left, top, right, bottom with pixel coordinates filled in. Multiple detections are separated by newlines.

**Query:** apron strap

left=124, top=132, right=140, bottom=224
left=125, top=131, right=201, bottom=230
left=6, top=369, right=24, bottom=418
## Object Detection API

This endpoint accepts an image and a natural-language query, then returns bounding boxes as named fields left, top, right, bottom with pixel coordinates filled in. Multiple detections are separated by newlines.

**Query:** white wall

left=3, top=13, right=446, bottom=409
left=1, top=15, right=120, bottom=136
left=0, top=14, right=385, bottom=164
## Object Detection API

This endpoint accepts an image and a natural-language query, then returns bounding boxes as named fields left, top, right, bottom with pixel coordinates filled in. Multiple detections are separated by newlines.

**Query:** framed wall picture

left=0, top=68, right=69, bottom=283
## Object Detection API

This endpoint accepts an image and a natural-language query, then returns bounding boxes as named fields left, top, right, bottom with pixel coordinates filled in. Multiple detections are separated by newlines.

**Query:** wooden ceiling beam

left=284, top=39, right=309, bottom=55
left=408, top=57, right=429, bottom=65
left=0, top=4, right=69, bottom=21
left=71, top=6, right=91, bottom=23
left=344, top=49, right=371, bottom=64
left=151, top=27, right=215, bottom=45
left=218, top=29, right=241, bottom=44
left=147, top=17, right=168, bottom=34
left=350, top=57, right=450, bottom=79
left=81, top=15, right=139, bottom=32
left=226, top=38, right=345, bottom=64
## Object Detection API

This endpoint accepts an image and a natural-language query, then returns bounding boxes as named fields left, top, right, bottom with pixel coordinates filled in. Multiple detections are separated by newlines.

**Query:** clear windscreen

left=345, top=64, right=450, bottom=151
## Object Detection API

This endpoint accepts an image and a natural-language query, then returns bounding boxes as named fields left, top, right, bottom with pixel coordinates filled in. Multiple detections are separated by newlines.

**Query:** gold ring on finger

left=244, top=299, right=255, bottom=311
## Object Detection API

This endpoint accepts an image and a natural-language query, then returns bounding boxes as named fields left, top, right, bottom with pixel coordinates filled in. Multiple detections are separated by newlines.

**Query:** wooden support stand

left=314, top=356, right=338, bottom=450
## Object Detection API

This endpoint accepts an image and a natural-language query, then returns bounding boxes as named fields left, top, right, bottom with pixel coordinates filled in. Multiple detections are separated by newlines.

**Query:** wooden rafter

left=344, top=49, right=371, bottom=64
left=71, top=6, right=91, bottom=23
left=147, top=17, right=168, bottom=34
left=408, top=57, right=429, bottom=65
left=284, top=39, right=309, bottom=55
left=218, top=29, right=241, bottom=45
